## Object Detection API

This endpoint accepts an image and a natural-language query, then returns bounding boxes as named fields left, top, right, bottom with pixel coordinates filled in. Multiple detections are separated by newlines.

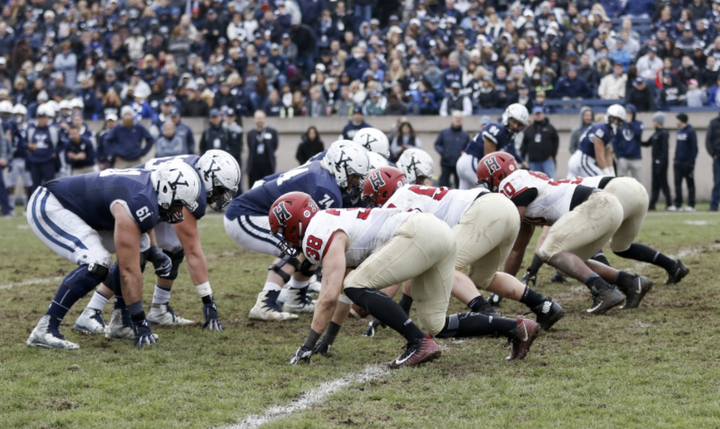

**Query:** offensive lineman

left=224, top=141, right=370, bottom=320
left=477, top=153, right=653, bottom=314
left=396, top=148, right=435, bottom=185
left=270, top=192, right=541, bottom=367
left=567, top=105, right=625, bottom=178
left=26, top=161, right=201, bottom=349
left=74, top=151, right=241, bottom=336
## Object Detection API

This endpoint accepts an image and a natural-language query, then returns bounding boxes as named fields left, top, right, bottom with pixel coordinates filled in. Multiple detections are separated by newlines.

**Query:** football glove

left=132, top=319, right=157, bottom=349
left=289, top=345, right=313, bottom=365
left=363, top=318, right=383, bottom=337
left=202, top=300, right=223, bottom=332
left=146, top=246, right=172, bottom=278
left=313, top=341, right=331, bottom=356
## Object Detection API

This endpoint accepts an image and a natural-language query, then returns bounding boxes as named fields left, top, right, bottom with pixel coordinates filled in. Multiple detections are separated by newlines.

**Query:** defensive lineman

left=26, top=161, right=201, bottom=349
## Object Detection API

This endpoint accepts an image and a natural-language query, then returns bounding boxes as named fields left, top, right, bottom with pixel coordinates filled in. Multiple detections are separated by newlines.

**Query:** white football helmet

left=151, top=160, right=202, bottom=224
left=366, top=151, right=389, bottom=170
left=352, top=127, right=390, bottom=158
left=322, top=140, right=371, bottom=193
left=196, top=150, right=242, bottom=211
left=501, top=103, right=529, bottom=133
left=605, top=104, right=626, bottom=133
left=397, top=149, right=435, bottom=184
left=0, top=100, right=13, bottom=114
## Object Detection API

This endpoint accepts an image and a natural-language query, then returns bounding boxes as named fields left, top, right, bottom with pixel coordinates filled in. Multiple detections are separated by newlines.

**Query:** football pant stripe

left=238, top=216, right=278, bottom=247
left=31, top=188, right=76, bottom=253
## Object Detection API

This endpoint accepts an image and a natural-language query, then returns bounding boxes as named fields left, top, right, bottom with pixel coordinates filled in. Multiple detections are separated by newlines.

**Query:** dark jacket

left=246, top=127, right=279, bottom=173
left=64, top=136, right=96, bottom=169
left=625, top=87, right=657, bottom=112
left=296, top=135, right=324, bottom=165
left=614, top=105, right=643, bottom=160
left=552, top=76, right=593, bottom=99
left=705, top=113, right=720, bottom=159
left=107, top=123, right=155, bottom=161
left=521, top=118, right=559, bottom=162
left=434, top=125, right=470, bottom=166
left=642, top=127, right=669, bottom=163
left=675, top=124, right=698, bottom=164
left=199, top=124, right=242, bottom=163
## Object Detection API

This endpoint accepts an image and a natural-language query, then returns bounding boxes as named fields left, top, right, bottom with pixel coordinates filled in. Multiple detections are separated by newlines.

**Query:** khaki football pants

left=454, top=193, right=520, bottom=289
left=604, top=178, right=649, bottom=253
left=344, top=214, right=456, bottom=336
left=538, top=191, right=624, bottom=262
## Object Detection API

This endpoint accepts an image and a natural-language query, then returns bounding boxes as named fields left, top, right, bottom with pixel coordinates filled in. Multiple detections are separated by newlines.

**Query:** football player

left=224, top=141, right=370, bottom=320
left=74, top=151, right=241, bottom=337
left=306, top=128, right=390, bottom=164
left=396, top=148, right=435, bottom=185
left=456, top=103, right=528, bottom=190
left=362, top=167, right=565, bottom=330
left=26, top=161, right=201, bottom=349
left=567, top=104, right=624, bottom=178
left=477, top=153, right=653, bottom=314
left=270, top=192, right=541, bottom=367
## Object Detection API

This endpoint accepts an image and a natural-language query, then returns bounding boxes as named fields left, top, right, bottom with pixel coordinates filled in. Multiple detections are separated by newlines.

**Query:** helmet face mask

left=153, top=161, right=202, bottom=224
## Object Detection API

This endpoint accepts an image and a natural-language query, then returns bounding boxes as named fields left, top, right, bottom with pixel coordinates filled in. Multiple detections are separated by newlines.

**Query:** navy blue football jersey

left=577, top=123, right=614, bottom=159
left=464, top=122, right=523, bottom=162
left=308, top=149, right=327, bottom=163
left=135, top=155, right=207, bottom=220
left=45, top=169, right=159, bottom=233
left=226, top=161, right=342, bottom=219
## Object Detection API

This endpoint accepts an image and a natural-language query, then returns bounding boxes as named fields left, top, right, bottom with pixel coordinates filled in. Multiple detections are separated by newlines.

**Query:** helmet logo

left=272, top=201, right=292, bottom=226
left=509, top=164, right=516, bottom=171
left=205, top=158, right=221, bottom=180
left=335, top=149, right=350, bottom=172
left=483, top=156, right=502, bottom=174
left=362, top=134, right=378, bottom=151
left=169, top=171, right=189, bottom=189
left=407, top=156, right=421, bottom=177
left=369, top=170, right=386, bottom=191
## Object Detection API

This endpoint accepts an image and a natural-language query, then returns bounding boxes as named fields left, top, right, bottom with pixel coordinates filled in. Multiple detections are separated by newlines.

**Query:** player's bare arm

left=504, top=214, right=534, bottom=277
left=112, top=203, right=143, bottom=304
left=593, top=136, right=609, bottom=169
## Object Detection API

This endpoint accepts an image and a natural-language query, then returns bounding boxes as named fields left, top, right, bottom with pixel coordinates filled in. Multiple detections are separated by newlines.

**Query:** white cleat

left=281, top=287, right=316, bottom=313
left=105, top=309, right=135, bottom=340
left=248, top=290, right=298, bottom=321
left=148, top=304, right=196, bottom=326
left=307, top=275, right=321, bottom=294
left=73, top=308, right=106, bottom=335
left=27, top=315, right=79, bottom=350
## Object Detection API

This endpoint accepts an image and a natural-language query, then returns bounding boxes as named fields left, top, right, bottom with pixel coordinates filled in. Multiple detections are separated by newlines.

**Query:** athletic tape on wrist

left=195, top=281, right=212, bottom=297
left=338, top=294, right=353, bottom=305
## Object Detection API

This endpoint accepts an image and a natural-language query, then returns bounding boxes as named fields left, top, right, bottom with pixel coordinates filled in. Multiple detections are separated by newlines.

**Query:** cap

left=532, top=106, right=544, bottom=114
left=219, top=37, right=227, bottom=44
left=352, top=105, right=364, bottom=114
left=688, top=79, right=699, bottom=86
left=258, top=49, right=268, bottom=56
left=208, top=8, right=216, bottom=14
left=567, top=65, right=577, bottom=72
left=519, top=83, right=528, bottom=89
left=162, top=97, right=173, bottom=105
left=282, top=33, right=290, bottom=39
left=133, top=70, right=141, bottom=76
left=106, top=113, right=118, bottom=121
left=370, top=18, right=379, bottom=25
left=634, top=77, right=645, bottom=85
left=225, top=107, right=235, bottom=116
left=450, top=81, right=461, bottom=89
left=106, top=69, right=116, bottom=77
left=649, top=46, right=658, bottom=52
left=271, top=43, right=279, bottom=50
left=676, top=113, right=688, bottom=123
left=389, top=14, right=398, bottom=21
left=169, top=106, right=180, bottom=116
left=209, top=108, right=221, bottom=117
left=315, top=63, right=326, bottom=72
left=132, top=27, right=141, bottom=34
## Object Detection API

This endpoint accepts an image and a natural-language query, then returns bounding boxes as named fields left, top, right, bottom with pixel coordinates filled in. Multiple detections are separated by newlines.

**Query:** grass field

left=1, top=207, right=720, bottom=429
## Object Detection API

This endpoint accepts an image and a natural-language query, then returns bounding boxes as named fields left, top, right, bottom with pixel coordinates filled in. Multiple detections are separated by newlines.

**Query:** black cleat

left=522, top=272, right=537, bottom=288
left=665, top=260, right=690, bottom=285
left=584, top=287, right=625, bottom=315
left=506, top=318, right=541, bottom=361
left=618, top=275, right=653, bottom=309
left=488, top=293, right=503, bottom=307
left=550, top=272, right=568, bottom=283
left=531, top=299, right=566, bottom=331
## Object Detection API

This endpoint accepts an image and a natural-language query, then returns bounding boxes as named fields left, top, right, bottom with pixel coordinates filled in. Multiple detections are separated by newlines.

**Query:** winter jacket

left=598, top=73, right=627, bottom=99
left=64, top=137, right=96, bottom=170
left=296, top=135, right=324, bottom=165
left=106, top=123, right=155, bottom=161
left=434, top=125, right=470, bottom=166
left=642, top=127, right=669, bottom=163
left=675, top=124, right=698, bottom=164
left=53, top=52, right=78, bottom=89
left=614, top=105, right=643, bottom=160
left=569, top=106, right=592, bottom=154
left=156, top=133, right=190, bottom=158
left=625, top=86, right=657, bottom=112
left=521, top=118, right=559, bottom=162
left=705, top=114, right=720, bottom=159
left=552, top=76, right=593, bottom=99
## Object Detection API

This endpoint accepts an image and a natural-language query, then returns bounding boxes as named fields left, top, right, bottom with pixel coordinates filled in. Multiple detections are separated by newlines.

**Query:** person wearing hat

left=64, top=123, right=97, bottom=176
left=636, top=46, right=663, bottom=81
left=439, top=81, right=472, bottom=117
left=26, top=105, right=62, bottom=195
left=521, top=106, right=559, bottom=179
left=659, top=71, right=686, bottom=107
left=54, top=41, right=78, bottom=91
left=641, top=112, right=672, bottom=210
left=167, top=107, right=195, bottom=155
left=279, top=33, right=298, bottom=64
left=434, top=111, right=469, bottom=188
left=625, top=77, right=657, bottom=112
left=341, top=106, right=372, bottom=140
left=96, top=113, right=119, bottom=170
left=182, top=85, right=210, bottom=118
left=670, top=113, right=698, bottom=211
left=105, top=106, right=155, bottom=169
left=257, top=49, right=280, bottom=88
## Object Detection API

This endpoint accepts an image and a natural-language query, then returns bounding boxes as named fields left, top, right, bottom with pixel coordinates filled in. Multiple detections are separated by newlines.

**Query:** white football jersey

left=383, top=185, right=488, bottom=228
left=499, top=170, right=579, bottom=225
left=302, top=208, right=417, bottom=267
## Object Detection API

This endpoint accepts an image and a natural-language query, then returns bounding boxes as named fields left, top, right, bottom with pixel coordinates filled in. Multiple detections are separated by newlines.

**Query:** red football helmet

left=361, top=166, right=407, bottom=207
left=476, top=152, right=518, bottom=192
left=269, top=192, right=320, bottom=254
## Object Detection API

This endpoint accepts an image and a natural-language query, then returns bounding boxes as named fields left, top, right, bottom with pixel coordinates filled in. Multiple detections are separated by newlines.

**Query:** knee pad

left=162, top=249, right=185, bottom=280
left=87, top=263, right=109, bottom=282
left=268, top=254, right=300, bottom=284
left=298, top=258, right=315, bottom=277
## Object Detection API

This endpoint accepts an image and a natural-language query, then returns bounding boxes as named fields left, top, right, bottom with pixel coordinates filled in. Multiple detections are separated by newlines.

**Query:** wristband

left=195, top=281, right=212, bottom=297
left=338, top=294, right=353, bottom=305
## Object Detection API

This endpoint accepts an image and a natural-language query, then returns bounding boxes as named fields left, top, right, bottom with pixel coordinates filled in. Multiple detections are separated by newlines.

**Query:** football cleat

left=530, top=299, right=566, bottom=331
left=584, top=287, right=625, bottom=315
left=506, top=318, right=540, bottom=361
left=618, top=275, right=653, bottom=309
left=105, top=309, right=135, bottom=340
left=488, top=293, right=503, bottom=307
left=27, top=315, right=79, bottom=350
left=148, top=304, right=196, bottom=326
left=665, top=260, right=690, bottom=285
left=73, top=308, right=106, bottom=335
left=248, top=290, right=298, bottom=321
left=281, top=286, right=316, bottom=313
left=550, top=272, right=568, bottom=283
left=387, top=334, right=442, bottom=369
left=522, top=271, right=537, bottom=288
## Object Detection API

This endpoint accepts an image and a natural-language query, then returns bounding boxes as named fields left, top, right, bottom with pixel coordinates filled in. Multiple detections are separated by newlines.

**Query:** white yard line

left=0, top=276, right=62, bottom=291
left=223, top=365, right=390, bottom=429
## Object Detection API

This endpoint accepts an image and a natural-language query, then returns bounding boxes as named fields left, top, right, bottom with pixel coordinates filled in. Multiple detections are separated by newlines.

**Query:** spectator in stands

left=707, top=111, right=720, bottom=212
left=660, top=72, right=687, bottom=107
left=700, top=57, right=720, bottom=89
left=390, top=121, right=421, bottom=162
left=264, top=89, right=286, bottom=117
left=342, top=107, right=371, bottom=140
left=106, top=106, right=155, bottom=169
left=598, top=62, right=627, bottom=100
left=569, top=106, right=594, bottom=154
left=643, top=112, right=672, bottom=211
left=577, top=54, right=601, bottom=92
left=363, top=90, right=386, bottom=116
left=522, top=107, right=559, bottom=179
left=553, top=66, right=594, bottom=100
left=440, top=82, right=472, bottom=117
left=671, top=113, right=698, bottom=211
left=246, top=110, right=279, bottom=186
left=296, top=126, right=324, bottom=165
left=637, top=47, right=664, bottom=81
left=434, top=111, right=469, bottom=189
left=626, top=78, right=657, bottom=112
left=305, top=86, right=329, bottom=117
left=686, top=79, right=707, bottom=107
left=614, top=104, right=644, bottom=178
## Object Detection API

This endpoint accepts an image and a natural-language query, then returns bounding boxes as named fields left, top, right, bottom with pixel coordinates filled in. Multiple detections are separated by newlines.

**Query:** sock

left=345, top=288, right=425, bottom=342
left=583, top=273, right=611, bottom=291
left=591, top=251, right=611, bottom=266
left=614, top=244, right=676, bottom=273
left=87, top=290, right=110, bottom=311
left=398, top=293, right=414, bottom=314
left=152, top=285, right=172, bottom=305
left=287, top=277, right=309, bottom=289
left=320, top=321, right=341, bottom=345
left=519, top=286, right=547, bottom=308
left=437, top=313, right=518, bottom=338
left=114, top=295, right=126, bottom=310
left=614, top=270, right=635, bottom=286
left=527, top=254, right=544, bottom=274
left=263, top=282, right=282, bottom=292
left=467, top=295, right=493, bottom=313
left=45, top=266, right=102, bottom=320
